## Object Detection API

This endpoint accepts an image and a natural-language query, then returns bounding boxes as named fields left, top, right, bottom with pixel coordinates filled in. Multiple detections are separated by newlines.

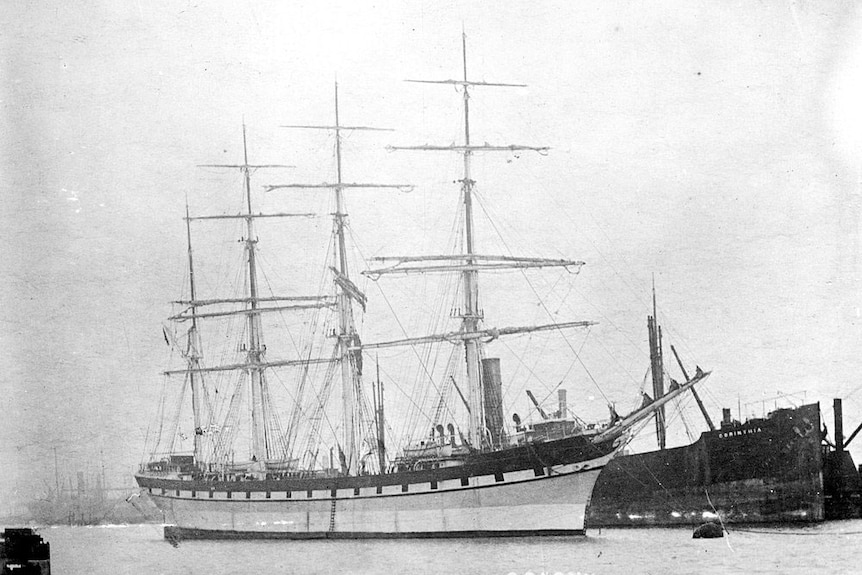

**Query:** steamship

left=588, top=397, right=862, bottom=526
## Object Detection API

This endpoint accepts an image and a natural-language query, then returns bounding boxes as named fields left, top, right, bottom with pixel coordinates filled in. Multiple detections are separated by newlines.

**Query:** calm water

left=24, top=521, right=862, bottom=574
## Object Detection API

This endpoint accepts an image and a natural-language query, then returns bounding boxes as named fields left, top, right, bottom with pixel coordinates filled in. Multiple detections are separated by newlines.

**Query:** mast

left=332, top=83, right=359, bottom=474
left=268, top=84, right=409, bottom=474
left=238, top=124, right=270, bottom=465
left=386, top=32, right=550, bottom=449
left=647, top=278, right=667, bottom=450
left=188, top=125, right=305, bottom=468
left=185, top=199, right=204, bottom=464
left=374, top=359, right=386, bottom=474
left=458, top=33, right=483, bottom=448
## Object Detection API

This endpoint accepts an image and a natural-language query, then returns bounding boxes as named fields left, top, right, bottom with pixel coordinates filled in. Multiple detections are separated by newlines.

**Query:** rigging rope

left=471, top=186, right=611, bottom=404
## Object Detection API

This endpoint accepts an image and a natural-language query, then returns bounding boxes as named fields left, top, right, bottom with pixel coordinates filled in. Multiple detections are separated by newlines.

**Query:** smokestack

left=722, top=408, right=731, bottom=426
left=558, top=389, right=567, bottom=418
left=482, top=358, right=505, bottom=447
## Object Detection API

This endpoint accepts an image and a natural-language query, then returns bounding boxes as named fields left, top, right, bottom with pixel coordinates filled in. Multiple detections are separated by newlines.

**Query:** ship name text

left=717, top=427, right=763, bottom=439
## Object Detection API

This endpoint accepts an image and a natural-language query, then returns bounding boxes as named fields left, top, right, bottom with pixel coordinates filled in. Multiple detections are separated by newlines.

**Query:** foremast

left=267, top=85, right=410, bottom=474
left=166, top=125, right=333, bottom=472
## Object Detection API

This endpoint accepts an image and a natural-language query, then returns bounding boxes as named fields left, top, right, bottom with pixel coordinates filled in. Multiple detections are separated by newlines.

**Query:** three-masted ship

left=135, top=36, right=710, bottom=539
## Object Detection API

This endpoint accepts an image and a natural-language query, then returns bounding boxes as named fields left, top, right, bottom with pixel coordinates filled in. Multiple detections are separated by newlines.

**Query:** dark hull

left=588, top=403, right=824, bottom=526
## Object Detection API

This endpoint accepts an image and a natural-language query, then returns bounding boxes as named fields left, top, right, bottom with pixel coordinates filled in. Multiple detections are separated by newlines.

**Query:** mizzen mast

left=266, top=83, right=410, bottom=475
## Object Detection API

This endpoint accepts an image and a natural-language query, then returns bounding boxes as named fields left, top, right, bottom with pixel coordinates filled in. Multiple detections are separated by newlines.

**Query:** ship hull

left=138, top=437, right=617, bottom=539
left=157, top=469, right=599, bottom=539
left=588, top=403, right=824, bottom=526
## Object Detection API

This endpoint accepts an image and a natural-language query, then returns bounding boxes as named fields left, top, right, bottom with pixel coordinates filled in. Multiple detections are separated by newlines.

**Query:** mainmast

left=267, top=85, right=409, bottom=474
left=333, top=84, right=359, bottom=474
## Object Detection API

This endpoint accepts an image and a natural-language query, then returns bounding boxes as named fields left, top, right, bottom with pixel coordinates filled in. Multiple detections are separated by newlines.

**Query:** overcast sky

left=3, top=0, right=862, bottom=513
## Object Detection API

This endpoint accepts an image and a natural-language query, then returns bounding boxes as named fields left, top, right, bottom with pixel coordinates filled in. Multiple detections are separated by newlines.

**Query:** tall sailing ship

left=135, top=36, right=710, bottom=539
